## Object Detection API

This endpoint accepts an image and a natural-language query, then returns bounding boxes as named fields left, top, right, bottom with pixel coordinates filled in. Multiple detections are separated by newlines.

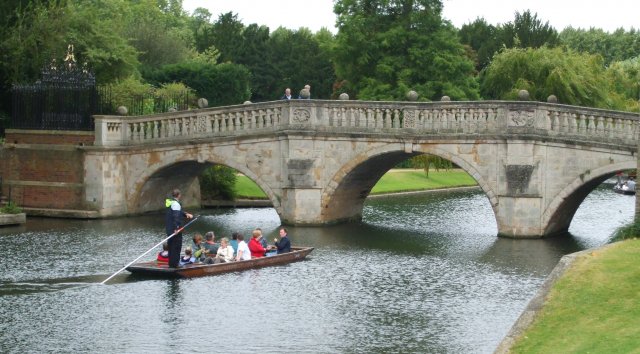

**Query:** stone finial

left=299, top=88, right=310, bottom=99
left=197, top=98, right=208, bottom=108
left=338, top=93, right=350, bottom=100
left=518, top=90, right=530, bottom=101
left=547, top=95, right=558, bottom=103
left=243, top=101, right=252, bottom=104
left=440, top=96, right=451, bottom=102
left=168, top=107, right=177, bottom=112
left=406, top=90, right=419, bottom=101
left=116, top=106, right=128, bottom=116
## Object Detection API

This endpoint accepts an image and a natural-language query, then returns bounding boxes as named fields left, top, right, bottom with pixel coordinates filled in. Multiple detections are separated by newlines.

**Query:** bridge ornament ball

left=90, top=99, right=638, bottom=238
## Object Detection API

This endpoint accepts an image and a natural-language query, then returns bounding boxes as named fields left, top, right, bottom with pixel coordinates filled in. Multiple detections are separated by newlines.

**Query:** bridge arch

left=542, top=161, right=636, bottom=235
left=131, top=152, right=279, bottom=215
left=320, top=142, right=498, bottom=224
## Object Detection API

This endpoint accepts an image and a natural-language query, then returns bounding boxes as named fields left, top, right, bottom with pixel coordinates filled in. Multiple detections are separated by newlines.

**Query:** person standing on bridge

left=281, top=88, right=293, bottom=100
left=165, top=189, right=193, bottom=268
left=298, top=84, right=311, bottom=99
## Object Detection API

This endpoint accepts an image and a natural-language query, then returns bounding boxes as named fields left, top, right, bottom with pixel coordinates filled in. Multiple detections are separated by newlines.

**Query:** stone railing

left=94, top=100, right=639, bottom=148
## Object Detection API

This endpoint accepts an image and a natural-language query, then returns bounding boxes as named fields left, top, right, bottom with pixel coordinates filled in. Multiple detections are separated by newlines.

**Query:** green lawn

left=235, top=174, right=269, bottom=198
left=370, top=169, right=477, bottom=194
left=234, top=169, right=477, bottom=199
left=511, top=239, right=640, bottom=353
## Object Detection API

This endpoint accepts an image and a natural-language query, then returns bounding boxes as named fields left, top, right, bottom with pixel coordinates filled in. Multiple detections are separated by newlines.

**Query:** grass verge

left=510, top=239, right=640, bottom=353
left=234, top=169, right=477, bottom=199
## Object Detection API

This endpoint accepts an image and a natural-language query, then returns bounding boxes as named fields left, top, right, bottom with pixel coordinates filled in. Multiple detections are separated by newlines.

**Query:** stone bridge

left=81, top=99, right=638, bottom=238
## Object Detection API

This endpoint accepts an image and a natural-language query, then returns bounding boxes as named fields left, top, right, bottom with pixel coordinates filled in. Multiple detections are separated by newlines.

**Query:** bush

left=1, top=201, right=23, bottom=214
left=611, top=220, right=640, bottom=242
left=200, top=165, right=237, bottom=200
left=144, top=61, right=251, bottom=107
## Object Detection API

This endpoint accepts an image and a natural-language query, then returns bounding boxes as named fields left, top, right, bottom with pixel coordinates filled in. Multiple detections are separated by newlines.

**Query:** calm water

left=0, top=185, right=634, bottom=353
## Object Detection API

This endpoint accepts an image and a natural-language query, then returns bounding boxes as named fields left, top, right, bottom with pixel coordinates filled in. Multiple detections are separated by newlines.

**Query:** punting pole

left=100, top=216, right=200, bottom=285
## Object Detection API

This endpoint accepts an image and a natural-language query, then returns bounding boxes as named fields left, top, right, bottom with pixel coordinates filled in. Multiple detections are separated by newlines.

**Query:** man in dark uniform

left=165, top=189, right=193, bottom=268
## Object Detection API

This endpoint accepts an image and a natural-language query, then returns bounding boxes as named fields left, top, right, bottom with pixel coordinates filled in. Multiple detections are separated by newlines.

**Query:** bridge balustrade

left=93, top=100, right=639, bottom=148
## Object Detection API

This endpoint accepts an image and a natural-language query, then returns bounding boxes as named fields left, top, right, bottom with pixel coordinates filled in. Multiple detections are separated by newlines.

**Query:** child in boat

left=157, top=242, right=169, bottom=263
left=179, top=247, right=196, bottom=265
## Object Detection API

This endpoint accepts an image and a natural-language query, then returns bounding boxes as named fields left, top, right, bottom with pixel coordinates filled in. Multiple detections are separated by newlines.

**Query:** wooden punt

left=126, top=246, right=314, bottom=279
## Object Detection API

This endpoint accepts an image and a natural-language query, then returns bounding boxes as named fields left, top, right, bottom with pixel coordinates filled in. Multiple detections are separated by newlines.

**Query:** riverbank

left=497, top=238, right=640, bottom=353
left=232, top=169, right=477, bottom=200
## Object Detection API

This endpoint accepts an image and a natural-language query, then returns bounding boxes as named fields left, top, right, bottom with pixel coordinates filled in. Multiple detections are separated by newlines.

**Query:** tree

left=498, top=10, right=559, bottom=49
left=269, top=27, right=336, bottom=100
left=333, top=0, right=479, bottom=101
left=144, top=60, right=251, bottom=107
left=200, top=165, right=237, bottom=200
left=123, top=0, right=194, bottom=70
left=458, top=18, right=498, bottom=72
left=480, top=47, right=618, bottom=109
left=560, top=27, right=640, bottom=66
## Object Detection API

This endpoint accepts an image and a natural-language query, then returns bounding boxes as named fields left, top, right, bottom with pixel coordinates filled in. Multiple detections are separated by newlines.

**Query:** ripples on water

left=0, top=185, right=633, bottom=353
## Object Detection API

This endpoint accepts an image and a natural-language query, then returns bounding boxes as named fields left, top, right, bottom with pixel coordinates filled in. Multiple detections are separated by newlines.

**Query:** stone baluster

left=625, top=119, right=633, bottom=141
left=595, top=115, right=604, bottom=136
left=391, top=109, right=399, bottom=128
left=547, top=110, right=556, bottom=133
left=568, top=113, right=577, bottom=134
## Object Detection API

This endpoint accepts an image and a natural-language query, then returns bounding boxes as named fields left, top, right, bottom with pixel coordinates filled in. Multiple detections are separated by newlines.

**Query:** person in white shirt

left=235, top=234, right=251, bottom=261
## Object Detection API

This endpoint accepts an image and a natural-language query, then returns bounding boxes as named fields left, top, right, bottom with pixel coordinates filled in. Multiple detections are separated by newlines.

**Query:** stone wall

left=5, top=129, right=94, bottom=146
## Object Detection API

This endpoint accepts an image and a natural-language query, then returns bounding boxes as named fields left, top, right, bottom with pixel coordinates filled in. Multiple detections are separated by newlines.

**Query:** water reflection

left=0, top=184, right=634, bottom=353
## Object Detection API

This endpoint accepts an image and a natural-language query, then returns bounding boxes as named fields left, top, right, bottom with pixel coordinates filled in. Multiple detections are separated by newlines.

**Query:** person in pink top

left=248, top=229, right=266, bottom=258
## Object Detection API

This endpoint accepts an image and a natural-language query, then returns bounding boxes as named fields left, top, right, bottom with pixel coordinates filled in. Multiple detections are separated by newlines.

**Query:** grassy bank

left=511, top=239, right=640, bottom=353
left=234, top=169, right=477, bottom=199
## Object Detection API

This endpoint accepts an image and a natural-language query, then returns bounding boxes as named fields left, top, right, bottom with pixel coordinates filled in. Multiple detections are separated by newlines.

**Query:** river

left=0, top=184, right=634, bottom=353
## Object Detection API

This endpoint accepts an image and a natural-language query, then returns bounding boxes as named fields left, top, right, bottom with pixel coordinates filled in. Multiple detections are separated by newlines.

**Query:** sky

left=182, top=0, right=638, bottom=34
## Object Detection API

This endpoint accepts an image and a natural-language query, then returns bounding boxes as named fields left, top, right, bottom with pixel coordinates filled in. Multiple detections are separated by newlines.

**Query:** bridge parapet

left=93, top=100, right=639, bottom=149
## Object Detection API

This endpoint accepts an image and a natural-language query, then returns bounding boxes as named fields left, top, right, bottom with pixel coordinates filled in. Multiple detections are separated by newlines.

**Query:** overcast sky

left=183, top=0, right=638, bottom=33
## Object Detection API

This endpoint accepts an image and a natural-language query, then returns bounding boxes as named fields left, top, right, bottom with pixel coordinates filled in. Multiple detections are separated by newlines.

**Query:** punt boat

left=126, top=246, right=314, bottom=278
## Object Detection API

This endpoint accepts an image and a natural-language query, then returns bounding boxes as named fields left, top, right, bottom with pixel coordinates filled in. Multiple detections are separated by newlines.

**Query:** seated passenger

left=192, top=233, right=206, bottom=262
left=235, top=234, right=251, bottom=261
left=202, top=231, right=219, bottom=258
left=627, top=177, right=636, bottom=191
left=274, top=227, right=292, bottom=254
left=248, top=229, right=266, bottom=258
left=256, top=227, right=268, bottom=249
left=230, top=232, right=239, bottom=256
left=179, top=247, right=196, bottom=265
left=157, top=242, right=170, bottom=263
left=214, top=237, right=235, bottom=263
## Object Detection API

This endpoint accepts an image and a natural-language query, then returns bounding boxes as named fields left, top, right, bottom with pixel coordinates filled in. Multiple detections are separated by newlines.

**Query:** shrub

left=144, top=61, right=251, bottom=107
left=1, top=201, right=23, bottom=214
left=200, top=165, right=237, bottom=200
left=611, top=220, right=640, bottom=242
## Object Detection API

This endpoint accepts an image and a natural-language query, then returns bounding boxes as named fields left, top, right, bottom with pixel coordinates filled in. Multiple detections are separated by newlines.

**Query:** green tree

left=1, top=0, right=140, bottom=84
left=124, top=0, right=193, bottom=70
left=145, top=60, right=251, bottom=106
left=211, top=12, right=245, bottom=63
left=480, top=47, right=618, bottom=109
left=458, top=18, right=498, bottom=72
left=498, top=10, right=559, bottom=49
left=333, top=0, right=479, bottom=101
left=200, top=165, right=237, bottom=200
left=606, top=56, right=640, bottom=112
left=269, top=27, right=336, bottom=100
left=560, top=27, right=640, bottom=66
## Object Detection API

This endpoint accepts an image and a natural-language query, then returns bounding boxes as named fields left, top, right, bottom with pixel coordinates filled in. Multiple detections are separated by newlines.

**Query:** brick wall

left=1, top=143, right=88, bottom=210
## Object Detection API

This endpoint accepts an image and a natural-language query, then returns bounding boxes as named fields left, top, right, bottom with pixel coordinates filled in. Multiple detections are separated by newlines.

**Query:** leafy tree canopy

left=560, top=27, right=640, bottom=66
left=480, top=46, right=631, bottom=110
left=333, top=0, right=479, bottom=101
